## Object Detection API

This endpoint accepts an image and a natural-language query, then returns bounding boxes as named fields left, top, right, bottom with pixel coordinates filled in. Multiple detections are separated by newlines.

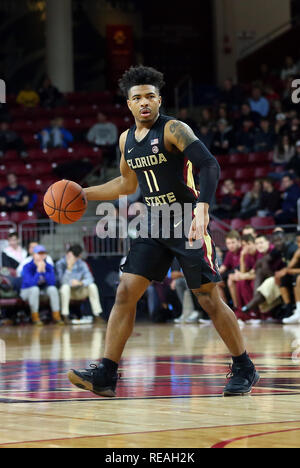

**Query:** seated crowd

left=1, top=223, right=300, bottom=327
left=0, top=234, right=103, bottom=326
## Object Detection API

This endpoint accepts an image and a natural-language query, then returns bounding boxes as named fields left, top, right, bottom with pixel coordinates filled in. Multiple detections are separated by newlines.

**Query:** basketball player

left=68, top=66, right=259, bottom=397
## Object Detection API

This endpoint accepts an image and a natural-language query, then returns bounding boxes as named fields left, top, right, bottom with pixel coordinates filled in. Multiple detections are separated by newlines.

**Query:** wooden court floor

left=0, top=321, right=300, bottom=448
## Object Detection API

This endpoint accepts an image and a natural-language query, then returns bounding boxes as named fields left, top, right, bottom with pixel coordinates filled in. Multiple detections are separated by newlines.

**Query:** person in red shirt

left=236, top=235, right=273, bottom=322
left=219, top=230, right=242, bottom=307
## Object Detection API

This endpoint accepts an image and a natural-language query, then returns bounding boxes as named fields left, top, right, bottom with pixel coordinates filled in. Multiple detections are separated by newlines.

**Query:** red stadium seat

left=0, top=164, right=6, bottom=176
left=216, top=155, right=230, bottom=168
left=250, top=216, right=275, bottom=233
left=254, top=166, right=270, bottom=178
left=240, top=182, right=253, bottom=194
left=248, top=152, right=270, bottom=164
left=0, top=212, right=10, bottom=222
left=9, top=211, right=37, bottom=224
left=235, top=168, right=255, bottom=180
left=2, top=150, right=19, bottom=161
left=219, top=169, right=233, bottom=181
left=229, top=153, right=249, bottom=166
left=5, top=162, right=32, bottom=177
left=230, top=219, right=250, bottom=231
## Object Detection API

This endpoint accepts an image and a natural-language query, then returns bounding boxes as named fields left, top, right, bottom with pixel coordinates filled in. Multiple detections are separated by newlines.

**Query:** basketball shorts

left=121, top=233, right=222, bottom=290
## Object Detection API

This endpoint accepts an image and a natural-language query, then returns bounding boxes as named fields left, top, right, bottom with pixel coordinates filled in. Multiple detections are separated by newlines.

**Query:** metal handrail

left=239, top=16, right=300, bottom=60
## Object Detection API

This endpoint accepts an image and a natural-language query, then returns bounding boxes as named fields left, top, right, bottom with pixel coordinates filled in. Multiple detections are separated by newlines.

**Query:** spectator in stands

left=56, top=244, right=102, bottom=323
left=0, top=122, right=28, bottom=159
left=38, top=77, right=63, bottom=109
left=1, top=232, right=27, bottom=270
left=16, top=83, right=40, bottom=108
left=38, top=117, right=73, bottom=149
left=253, top=119, right=276, bottom=152
left=17, top=241, right=54, bottom=277
left=274, top=113, right=289, bottom=136
left=212, top=179, right=241, bottom=219
left=249, top=86, right=270, bottom=118
left=218, top=230, right=242, bottom=308
left=218, top=78, right=243, bottom=111
left=195, top=125, right=214, bottom=150
left=234, top=119, right=256, bottom=153
left=243, top=232, right=298, bottom=320
left=240, top=180, right=263, bottom=219
left=275, top=174, right=300, bottom=224
left=259, top=178, right=282, bottom=216
left=0, top=173, right=29, bottom=212
left=20, top=245, right=62, bottom=326
left=216, top=104, right=230, bottom=123
left=233, top=235, right=259, bottom=313
left=87, top=112, right=118, bottom=148
left=286, top=140, right=300, bottom=178
left=273, top=135, right=295, bottom=165
left=210, top=119, right=234, bottom=155
left=280, top=56, right=298, bottom=81
left=282, top=234, right=300, bottom=324
left=235, top=103, right=260, bottom=130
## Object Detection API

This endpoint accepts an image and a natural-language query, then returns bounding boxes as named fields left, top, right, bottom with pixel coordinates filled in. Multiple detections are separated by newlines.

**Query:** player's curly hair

left=119, top=65, right=165, bottom=98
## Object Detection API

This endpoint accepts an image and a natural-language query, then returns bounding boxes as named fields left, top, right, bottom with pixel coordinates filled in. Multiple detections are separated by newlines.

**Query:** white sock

left=296, top=302, right=300, bottom=314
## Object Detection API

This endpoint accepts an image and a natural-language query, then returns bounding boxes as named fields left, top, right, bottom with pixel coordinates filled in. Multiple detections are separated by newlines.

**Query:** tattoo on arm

left=169, top=121, right=197, bottom=151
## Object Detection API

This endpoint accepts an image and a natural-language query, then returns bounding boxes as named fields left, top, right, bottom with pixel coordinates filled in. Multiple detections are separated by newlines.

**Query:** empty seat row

left=219, top=166, right=271, bottom=181
left=216, top=152, right=273, bottom=168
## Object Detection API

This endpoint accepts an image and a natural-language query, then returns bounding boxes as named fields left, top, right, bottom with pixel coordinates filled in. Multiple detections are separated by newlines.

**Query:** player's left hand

left=188, top=203, right=209, bottom=247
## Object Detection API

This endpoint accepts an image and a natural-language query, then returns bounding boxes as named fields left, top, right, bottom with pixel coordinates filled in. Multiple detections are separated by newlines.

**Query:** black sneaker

left=223, top=364, right=260, bottom=396
left=67, top=363, right=118, bottom=397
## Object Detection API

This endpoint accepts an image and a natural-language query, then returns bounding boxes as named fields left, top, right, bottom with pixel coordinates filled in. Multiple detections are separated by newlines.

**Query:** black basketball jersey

left=124, top=114, right=199, bottom=209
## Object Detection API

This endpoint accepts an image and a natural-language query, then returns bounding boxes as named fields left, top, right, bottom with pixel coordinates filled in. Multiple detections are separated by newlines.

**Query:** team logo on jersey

left=152, top=145, right=159, bottom=154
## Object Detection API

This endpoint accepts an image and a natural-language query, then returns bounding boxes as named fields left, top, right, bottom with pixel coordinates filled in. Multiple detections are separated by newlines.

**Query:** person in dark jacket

left=275, top=175, right=300, bottom=224
left=253, top=119, right=276, bottom=152
left=0, top=122, right=28, bottom=158
left=286, top=141, right=300, bottom=178
left=20, top=245, right=62, bottom=326
left=259, top=179, right=282, bottom=216
left=234, top=119, right=256, bottom=153
left=38, top=77, right=63, bottom=109
left=211, top=119, right=234, bottom=155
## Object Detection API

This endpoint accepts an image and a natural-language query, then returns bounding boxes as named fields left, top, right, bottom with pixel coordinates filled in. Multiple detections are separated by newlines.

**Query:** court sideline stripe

left=211, top=427, right=300, bottom=448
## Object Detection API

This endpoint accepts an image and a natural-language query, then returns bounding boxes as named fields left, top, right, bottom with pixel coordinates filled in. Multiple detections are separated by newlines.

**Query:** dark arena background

left=0, top=0, right=300, bottom=450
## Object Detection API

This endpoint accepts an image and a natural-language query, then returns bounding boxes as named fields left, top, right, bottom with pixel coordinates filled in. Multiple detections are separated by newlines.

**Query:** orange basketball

left=43, top=180, right=87, bottom=225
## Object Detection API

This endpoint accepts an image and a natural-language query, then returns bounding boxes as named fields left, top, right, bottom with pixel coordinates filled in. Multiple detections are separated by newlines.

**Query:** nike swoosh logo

left=128, top=147, right=135, bottom=153
left=174, top=220, right=183, bottom=228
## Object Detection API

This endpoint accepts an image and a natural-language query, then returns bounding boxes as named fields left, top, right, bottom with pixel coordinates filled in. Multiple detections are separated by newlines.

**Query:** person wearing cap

left=20, top=245, right=62, bottom=326
left=17, top=241, right=54, bottom=277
